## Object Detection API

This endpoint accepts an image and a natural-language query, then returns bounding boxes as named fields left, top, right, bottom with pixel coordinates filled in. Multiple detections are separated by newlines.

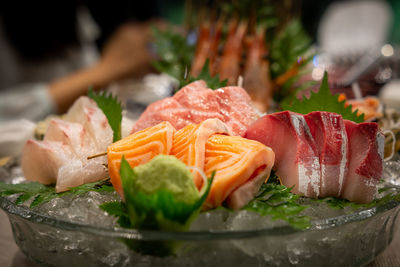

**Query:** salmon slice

left=107, top=121, right=175, bottom=197
left=170, top=119, right=231, bottom=189
left=203, top=134, right=275, bottom=210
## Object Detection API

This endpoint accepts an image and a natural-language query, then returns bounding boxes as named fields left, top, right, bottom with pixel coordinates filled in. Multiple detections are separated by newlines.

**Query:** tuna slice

left=130, top=80, right=259, bottom=136
left=204, top=134, right=275, bottom=210
left=171, top=119, right=231, bottom=189
left=245, top=111, right=320, bottom=197
left=341, top=120, right=384, bottom=203
left=304, top=112, right=348, bottom=197
left=107, top=121, right=175, bottom=197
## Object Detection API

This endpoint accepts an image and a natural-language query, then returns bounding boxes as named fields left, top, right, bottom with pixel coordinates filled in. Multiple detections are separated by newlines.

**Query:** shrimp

left=191, top=20, right=211, bottom=77
left=191, top=15, right=225, bottom=77
left=218, top=19, right=248, bottom=85
left=208, top=16, right=224, bottom=75
left=243, top=27, right=273, bottom=112
left=191, top=21, right=211, bottom=77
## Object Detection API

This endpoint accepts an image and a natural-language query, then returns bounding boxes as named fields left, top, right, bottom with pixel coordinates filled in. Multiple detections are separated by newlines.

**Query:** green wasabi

left=119, top=155, right=214, bottom=256
left=132, top=155, right=199, bottom=204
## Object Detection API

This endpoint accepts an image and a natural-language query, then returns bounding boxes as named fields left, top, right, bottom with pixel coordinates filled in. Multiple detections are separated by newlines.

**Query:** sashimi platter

left=1, top=73, right=400, bottom=267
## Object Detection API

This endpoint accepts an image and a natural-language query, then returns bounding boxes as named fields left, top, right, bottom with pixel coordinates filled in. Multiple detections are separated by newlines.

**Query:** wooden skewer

left=87, top=152, right=107, bottom=160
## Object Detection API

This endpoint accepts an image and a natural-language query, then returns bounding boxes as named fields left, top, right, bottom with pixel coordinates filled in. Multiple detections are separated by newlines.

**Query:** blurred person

left=0, top=0, right=165, bottom=122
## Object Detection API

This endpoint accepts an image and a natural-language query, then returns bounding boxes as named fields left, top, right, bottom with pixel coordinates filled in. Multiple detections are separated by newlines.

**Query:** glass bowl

left=1, top=161, right=400, bottom=267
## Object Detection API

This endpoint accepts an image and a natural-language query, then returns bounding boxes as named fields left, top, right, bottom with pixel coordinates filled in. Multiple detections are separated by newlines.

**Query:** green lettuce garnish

left=88, top=89, right=123, bottom=142
left=281, top=72, right=364, bottom=123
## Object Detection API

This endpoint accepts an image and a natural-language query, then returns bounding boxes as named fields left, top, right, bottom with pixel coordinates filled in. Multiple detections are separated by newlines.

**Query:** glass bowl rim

left=1, top=191, right=399, bottom=241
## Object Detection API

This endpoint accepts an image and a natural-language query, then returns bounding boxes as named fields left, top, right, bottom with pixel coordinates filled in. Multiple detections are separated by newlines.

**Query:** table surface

left=0, top=210, right=399, bottom=267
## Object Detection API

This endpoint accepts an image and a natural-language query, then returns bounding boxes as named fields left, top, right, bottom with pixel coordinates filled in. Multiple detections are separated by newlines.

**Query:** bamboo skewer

left=87, top=152, right=107, bottom=160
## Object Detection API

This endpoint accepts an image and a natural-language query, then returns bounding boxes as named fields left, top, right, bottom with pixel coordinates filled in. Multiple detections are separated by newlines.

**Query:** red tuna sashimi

left=130, top=80, right=259, bottom=136
left=341, top=120, right=384, bottom=203
left=305, top=112, right=348, bottom=197
left=245, top=111, right=320, bottom=197
left=174, top=84, right=259, bottom=136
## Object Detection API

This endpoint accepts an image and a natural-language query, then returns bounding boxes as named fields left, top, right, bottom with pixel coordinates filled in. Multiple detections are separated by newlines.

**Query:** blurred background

left=0, top=0, right=399, bottom=149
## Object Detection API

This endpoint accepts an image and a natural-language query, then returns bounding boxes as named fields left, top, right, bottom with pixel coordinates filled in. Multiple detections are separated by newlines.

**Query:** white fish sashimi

left=22, top=96, right=112, bottom=192
left=56, top=160, right=108, bottom=192
left=21, top=140, right=73, bottom=185
left=64, top=96, right=112, bottom=152
left=44, top=119, right=93, bottom=160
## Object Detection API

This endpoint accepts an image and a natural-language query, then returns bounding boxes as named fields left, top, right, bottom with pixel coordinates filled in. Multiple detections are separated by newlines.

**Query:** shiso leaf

left=244, top=182, right=311, bottom=230
left=88, top=89, right=123, bottom=142
left=281, top=72, right=364, bottom=123
left=0, top=179, right=115, bottom=208
left=311, top=187, right=400, bottom=210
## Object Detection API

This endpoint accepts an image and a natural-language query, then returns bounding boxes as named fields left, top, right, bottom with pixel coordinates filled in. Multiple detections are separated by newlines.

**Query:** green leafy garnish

left=99, top=201, right=131, bottom=228
left=0, top=179, right=115, bottom=208
left=281, top=72, right=364, bottom=123
left=244, top=183, right=311, bottom=230
left=270, top=19, right=312, bottom=79
left=181, top=59, right=227, bottom=90
left=312, top=187, right=400, bottom=210
left=0, top=182, right=56, bottom=207
left=88, top=89, right=123, bottom=142
left=151, top=26, right=194, bottom=85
